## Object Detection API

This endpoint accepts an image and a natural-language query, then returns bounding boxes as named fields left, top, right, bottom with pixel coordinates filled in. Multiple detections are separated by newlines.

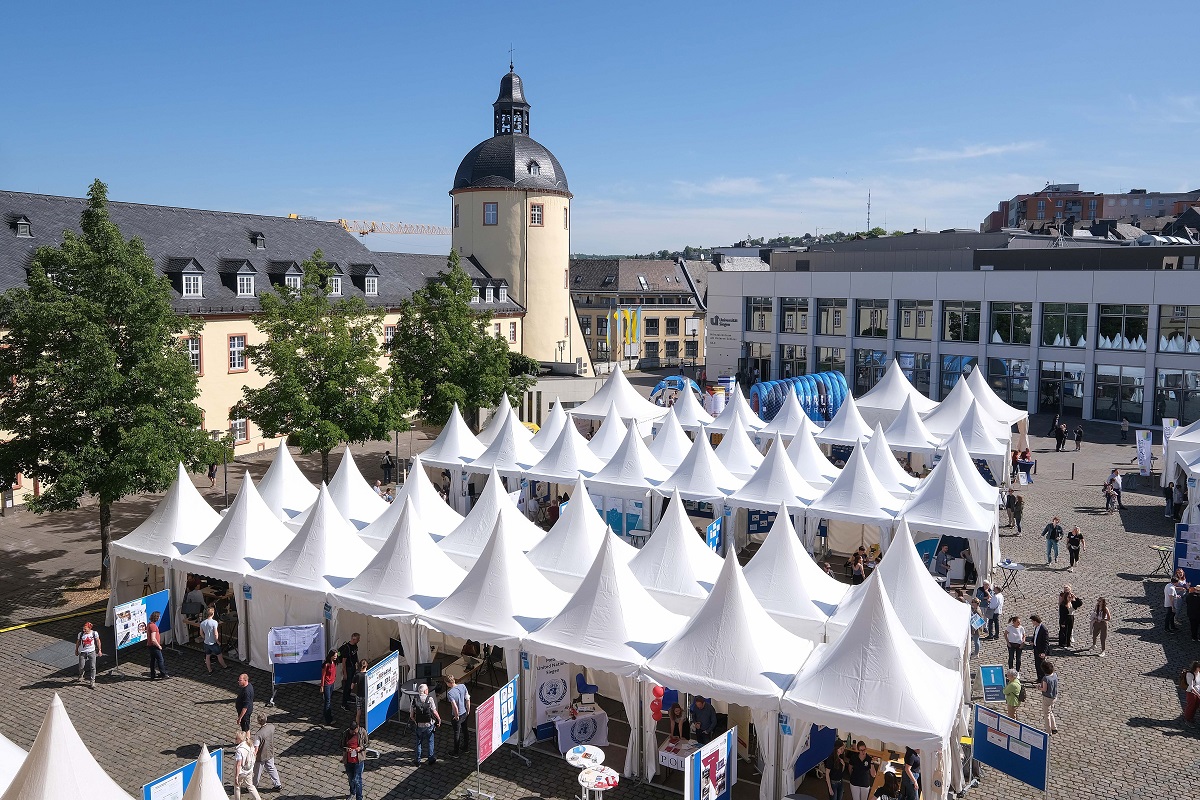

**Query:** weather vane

left=508, top=45, right=515, bottom=72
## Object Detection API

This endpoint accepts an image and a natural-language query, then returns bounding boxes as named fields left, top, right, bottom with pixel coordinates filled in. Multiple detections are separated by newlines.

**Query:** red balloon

left=650, top=699, right=662, bottom=712
left=652, top=686, right=665, bottom=698
left=652, top=710, right=663, bottom=721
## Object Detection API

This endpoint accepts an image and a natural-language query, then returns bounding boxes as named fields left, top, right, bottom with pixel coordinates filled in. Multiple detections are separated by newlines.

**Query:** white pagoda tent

left=418, top=403, right=485, bottom=469
left=759, top=388, right=812, bottom=443
left=586, top=405, right=630, bottom=462
left=881, top=396, right=941, bottom=459
left=645, top=407, right=694, bottom=469
left=743, top=505, right=839, bottom=642
left=919, top=378, right=978, bottom=439
left=862, top=424, right=920, bottom=496
left=652, top=429, right=744, bottom=502
left=1162, top=418, right=1200, bottom=489
left=290, top=446, right=388, bottom=530
left=462, top=410, right=543, bottom=478
left=784, top=418, right=842, bottom=488
left=706, top=388, right=767, bottom=435
left=712, top=425, right=765, bottom=479
left=586, top=424, right=671, bottom=498
left=670, top=381, right=715, bottom=431
left=526, top=476, right=636, bottom=592
left=726, top=434, right=820, bottom=553
left=857, top=359, right=939, bottom=428
left=0, top=694, right=135, bottom=800
left=965, top=366, right=1029, bottom=449
left=0, top=733, right=24, bottom=793
left=944, top=402, right=1011, bottom=482
left=248, top=484, right=375, bottom=668
left=525, top=421, right=606, bottom=484
left=436, top=467, right=545, bottom=568
left=898, top=458, right=1001, bottom=581
left=357, top=455, right=462, bottom=549
left=568, top=366, right=668, bottom=424
left=815, top=393, right=873, bottom=449
left=179, top=745, right=226, bottom=800
left=106, top=463, right=220, bottom=640
left=626, top=489, right=723, bottom=615
left=528, top=398, right=569, bottom=454
left=940, top=433, right=1002, bottom=516
left=256, top=439, right=318, bottom=521
left=477, top=393, right=524, bottom=447
left=803, top=447, right=902, bottom=554
left=330, top=498, right=467, bottom=670
left=171, top=472, right=295, bottom=660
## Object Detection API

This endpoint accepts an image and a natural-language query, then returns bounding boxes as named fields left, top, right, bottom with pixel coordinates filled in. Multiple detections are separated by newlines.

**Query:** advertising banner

left=684, top=728, right=737, bottom=800
left=972, top=703, right=1049, bottom=791
left=605, top=497, right=624, bottom=535
left=141, top=749, right=222, bottom=800
left=267, top=624, right=325, bottom=684
left=114, top=589, right=171, bottom=650
left=706, top=516, right=722, bottom=553
left=365, top=650, right=400, bottom=734
left=476, top=676, right=519, bottom=765
left=624, top=498, right=644, bottom=533
left=1175, top=524, right=1200, bottom=585
left=534, top=657, right=571, bottom=729
left=1136, top=429, right=1154, bottom=476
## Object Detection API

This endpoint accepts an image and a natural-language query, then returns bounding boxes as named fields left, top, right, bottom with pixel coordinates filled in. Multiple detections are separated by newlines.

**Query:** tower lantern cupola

left=493, top=65, right=531, bottom=136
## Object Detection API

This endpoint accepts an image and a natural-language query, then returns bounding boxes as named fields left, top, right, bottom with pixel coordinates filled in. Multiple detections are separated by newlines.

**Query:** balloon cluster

left=651, top=685, right=664, bottom=720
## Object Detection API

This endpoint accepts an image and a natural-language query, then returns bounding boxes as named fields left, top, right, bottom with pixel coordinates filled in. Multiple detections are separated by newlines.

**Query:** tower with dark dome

left=451, top=67, right=590, bottom=375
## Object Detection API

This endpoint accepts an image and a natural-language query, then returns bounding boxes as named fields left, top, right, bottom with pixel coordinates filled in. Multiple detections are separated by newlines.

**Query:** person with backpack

left=233, top=730, right=261, bottom=800
left=1182, top=661, right=1200, bottom=725
left=342, top=721, right=369, bottom=800
left=1003, top=669, right=1023, bottom=719
left=409, top=683, right=442, bottom=765
left=380, top=451, right=394, bottom=485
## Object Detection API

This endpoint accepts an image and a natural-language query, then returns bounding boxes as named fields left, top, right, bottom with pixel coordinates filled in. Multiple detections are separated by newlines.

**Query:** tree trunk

left=99, top=501, right=111, bottom=590
left=321, top=450, right=330, bottom=484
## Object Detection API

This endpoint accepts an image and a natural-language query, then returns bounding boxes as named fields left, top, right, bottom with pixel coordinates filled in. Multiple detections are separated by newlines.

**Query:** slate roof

left=568, top=259, right=698, bottom=295
left=0, top=190, right=519, bottom=316
left=452, top=135, right=570, bottom=194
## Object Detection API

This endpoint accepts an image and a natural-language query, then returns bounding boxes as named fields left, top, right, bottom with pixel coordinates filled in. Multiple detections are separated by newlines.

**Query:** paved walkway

left=0, top=411, right=1196, bottom=798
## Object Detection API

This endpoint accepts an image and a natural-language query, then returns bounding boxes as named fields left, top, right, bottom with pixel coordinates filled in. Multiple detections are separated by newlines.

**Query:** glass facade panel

left=739, top=342, right=772, bottom=385
left=1093, top=364, right=1145, bottom=423
left=940, top=355, right=978, bottom=399
left=779, top=344, right=807, bottom=378
left=1154, top=369, right=1200, bottom=426
left=896, top=299, right=932, bottom=340
left=1040, top=302, right=1087, bottom=347
left=779, top=297, right=809, bottom=333
left=895, top=352, right=932, bottom=398
left=817, top=299, right=848, bottom=336
left=854, top=349, right=888, bottom=395
left=816, top=346, right=846, bottom=374
left=942, top=300, right=981, bottom=343
left=990, top=301, right=1033, bottom=344
left=1097, top=304, right=1149, bottom=350
left=744, top=296, right=774, bottom=332
left=1038, top=360, right=1085, bottom=418
left=856, top=299, right=889, bottom=338
left=987, top=357, right=1031, bottom=408
left=1159, top=305, right=1200, bottom=352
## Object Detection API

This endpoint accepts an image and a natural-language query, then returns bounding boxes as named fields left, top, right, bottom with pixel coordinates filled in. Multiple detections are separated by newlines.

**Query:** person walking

left=1073, top=424, right=1083, bottom=451
left=146, top=611, right=168, bottom=680
left=1186, top=586, right=1200, bottom=641
left=200, top=606, right=227, bottom=673
left=1165, top=577, right=1183, bottom=632
left=233, top=730, right=261, bottom=800
left=1047, top=414, right=1060, bottom=438
left=342, top=721, right=368, bottom=800
left=321, top=649, right=338, bottom=725
left=1003, top=669, right=1023, bottom=720
left=1165, top=481, right=1176, bottom=518
left=1066, top=526, right=1085, bottom=571
left=824, top=739, right=847, bottom=800
left=1053, top=424, right=1066, bottom=452
left=1120, top=417, right=1129, bottom=441
left=1108, top=469, right=1126, bottom=510
left=1006, top=616, right=1025, bottom=672
left=338, top=633, right=360, bottom=710
left=1042, top=517, right=1064, bottom=566
left=409, top=683, right=442, bottom=765
left=988, top=588, right=1005, bottom=640
left=380, top=451, right=394, bottom=485
left=974, top=582, right=993, bottom=635
left=208, top=463, right=218, bottom=488
left=1090, top=597, right=1112, bottom=656
left=1012, top=491, right=1025, bottom=534
left=1183, top=661, right=1200, bottom=725
left=252, top=714, right=282, bottom=792
left=1058, top=584, right=1080, bottom=647
left=1031, top=615, right=1050, bottom=680
left=1038, top=661, right=1060, bottom=734
left=236, top=673, right=255, bottom=733
left=445, top=674, right=471, bottom=758
left=75, top=621, right=102, bottom=688
left=969, top=598, right=983, bottom=658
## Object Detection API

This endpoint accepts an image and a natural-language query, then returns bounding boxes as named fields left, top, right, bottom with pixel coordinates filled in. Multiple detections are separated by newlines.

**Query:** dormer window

left=251, top=232, right=266, bottom=249
left=528, top=160, right=540, bottom=176
left=365, top=276, right=378, bottom=296
left=498, top=285, right=508, bottom=303
left=237, top=274, right=255, bottom=297
left=485, top=285, right=495, bottom=303
left=472, top=284, right=481, bottom=303
left=328, top=275, right=342, bottom=296
left=284, top=274, right=302, bottom=291
left=14, top=217, right=32, bottom=238
left=183, top=274, right=203, bottom=298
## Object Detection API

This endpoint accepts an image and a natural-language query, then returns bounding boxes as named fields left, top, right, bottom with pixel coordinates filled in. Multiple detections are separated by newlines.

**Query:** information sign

left=114, top=589, right=171, bottom=650
left=476, top=676, right=519, bottom=765
left=141, top=749, right=222, bottom=800
left=684, top=728, right=736, bottom=800
left=364, top=650, right=399, bottom=734
left=267, top=624, right=325, bottom=684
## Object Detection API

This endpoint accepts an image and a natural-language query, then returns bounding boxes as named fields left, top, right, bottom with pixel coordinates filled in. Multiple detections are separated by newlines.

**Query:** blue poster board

left=972, top=703, right=1049, bottom=791
left=980, top=665, right=1006, bottom=703
left=706, top=517, right=723, bottom=553
left=684, top=728, right=736, bottom=800
left=114, top=588, right=172, bottom=650
left=267, top=624, right=326, bottom=684
left=1174, top=524, right=1200, bottom=585
left=747, top=510, right=777, bottom=537
left=365, top=650, right=400, bottom=734
left=141, top=748, right=222, bottom=800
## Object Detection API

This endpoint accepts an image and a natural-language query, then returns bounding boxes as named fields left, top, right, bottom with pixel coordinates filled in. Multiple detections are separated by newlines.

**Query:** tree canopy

left=234, top=250, right=408, bottom=481
left=390, top=249, right=538, bottom=428
left=0, top=180, right=216, bottom=587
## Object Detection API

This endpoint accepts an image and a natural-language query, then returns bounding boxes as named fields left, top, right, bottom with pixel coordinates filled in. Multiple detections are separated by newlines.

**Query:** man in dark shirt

left=1030, top=614, right=1050, bottom=681
left=236, top=673, right=254, bottom=732
left=353, top=659, right=369, bottom=726
left=901, top=746, right=921, bottom=800
left=338, top=633, right=360, bottom=710
left=689, top=696, right=717, bottom=744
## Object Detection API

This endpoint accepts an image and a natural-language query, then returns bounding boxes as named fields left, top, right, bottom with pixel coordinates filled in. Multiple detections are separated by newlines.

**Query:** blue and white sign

left=267, top=624, right=325, bottom=685
left=684, top=728, right=736, bottom=800
left=114, top=588, right=171, bottom=650
left=979, top=665, right=1006, bottom=703
left=141, top=748, right=222, bottom=800
left=706, top=517, right=722, bottom=553
left=365, top=650, right=400, bottom=734
left=1175, top=524, right=1200, bottom=586
left=972, top=703, right=1049, bottom=791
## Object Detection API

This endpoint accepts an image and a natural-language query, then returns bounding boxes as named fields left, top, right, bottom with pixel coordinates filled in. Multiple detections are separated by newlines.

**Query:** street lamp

left=209, top=429, right=231, bottom=508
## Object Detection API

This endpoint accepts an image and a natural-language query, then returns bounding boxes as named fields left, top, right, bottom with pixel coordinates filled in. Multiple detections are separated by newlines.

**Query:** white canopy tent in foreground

left=436, top=467, right=545, bottom=568
left=256, top=439, right=318, bottom=521
left=965, top=366, right=1028, bottom=450
left=289, top=447, right=388, bottom=530
left=857, top=359, right=939, bottom=429
left=940, top=434, right=1003, bottom=517
left=568, top=366, right=668, bottom=424
left=899, top=457, right=1001, bottom=582
left=526, top=421, right=606, bottom=484
left=0, top=693, right=134, bottom=800
left=626, top=489, right=723, bottom=615
left=179, top=745, right=225, bottom=800
left=803, top=447, right=902, bottom=554
left=419, top=403, right=486, bottom=470
left=784, top=418, right=841, bottom=488
left=0, top=733, right=24, bottom=794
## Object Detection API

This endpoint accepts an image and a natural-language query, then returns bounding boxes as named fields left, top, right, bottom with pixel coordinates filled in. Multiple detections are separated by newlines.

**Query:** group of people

left=1164, top=568, right=1200, bottom=640
left=1039, top=516, right=1086, bottom=570
left=1163, top=480, right=1190, bottom=522
left=822, top=738, right=921, bottom=800
left=1047, top=415, right=1084, bottom=452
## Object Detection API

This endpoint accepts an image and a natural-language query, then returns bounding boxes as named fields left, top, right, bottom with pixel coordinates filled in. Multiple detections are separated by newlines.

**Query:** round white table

left=578, top=766, right=619, bottom=800
left=566, top=744, right=605, bottom=769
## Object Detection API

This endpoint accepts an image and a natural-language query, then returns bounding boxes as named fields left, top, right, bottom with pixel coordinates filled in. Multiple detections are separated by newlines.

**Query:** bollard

left=1071, top=463, right=1075, bottom=481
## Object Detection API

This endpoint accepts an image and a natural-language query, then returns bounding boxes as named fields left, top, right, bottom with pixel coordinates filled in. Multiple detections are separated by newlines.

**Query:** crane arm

left=337, top=219, right=451, bottom=236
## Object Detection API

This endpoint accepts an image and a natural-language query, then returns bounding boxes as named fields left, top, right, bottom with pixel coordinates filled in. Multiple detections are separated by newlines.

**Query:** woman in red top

left=322, top=649, right=339, bottom=725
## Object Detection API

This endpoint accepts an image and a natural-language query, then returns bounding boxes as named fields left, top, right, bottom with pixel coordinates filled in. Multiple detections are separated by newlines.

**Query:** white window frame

left=237, top=274, right=255, bottom=297
left=508, top=321, right=517, bottom=343
left=494, top=323, right=502, bottom=338
left=529, top=204, right=543, bottom=226
left=328, top=275, right=342, bottom=296
left=498, top=285, right=508, bottom=302
left=185, top=337, right=201, bottom=373
left=284, top=274, right=302, bottom=291
left=365, top=276, right=378, bottom=296
left=484, top=203, right=498, bottom=225
left=231, top=417, right=249, bottom=443
left=485, top=285, right=494, bottom=303
left=228, top=335, right=246, bottom=371
left=183, top=274, right=203, bottom=298
left=384, top=325, right=396, bottom=346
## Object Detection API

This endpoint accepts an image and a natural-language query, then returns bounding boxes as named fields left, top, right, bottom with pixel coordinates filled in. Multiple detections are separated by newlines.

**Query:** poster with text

left=476, top=677, right=519, bottom=766
left=1136, top=429, right=1153, bottom=476
left=267, top=624, right=325, bottom=684
left=114, top=589, right=171, bottom=650
left=141, top=748, right=222, bottom=800
left=685, top=728, right=736, bottom=800
left=365, top=650, right=400, bottom=734
left=534, top=657, right=571, bottom=728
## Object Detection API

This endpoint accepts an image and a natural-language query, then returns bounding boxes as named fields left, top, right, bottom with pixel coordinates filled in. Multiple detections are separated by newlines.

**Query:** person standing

left=846, top=741, right=877, bottom=800
left=208, top=463, right=218, bottom=488
left=338, top=633, right=360, bottom=710
left=1090, top=597, right=1112, bottom=656
left=974, top=582, right=993, bottom=636
left=1066, top=526, right=1085, bottom=572
left=1183, top=661, right=1200, bottom=725
left=969, top=598, right=983, bottom=658
left=824, top=739, right=847, bottom=800
left=934, top=545, right=951, bottom=579
left=1120, top=417, right=1129, bottom=441
left=75, top=621, right=102, bottom=688
left=1186, top=586, right=1200, bottom=641
left=1053, top=424, right=1066, bottom=452
left=1108, top=469, right=1126, bottom=509
left=1030, top=615, right=1049, bottom=681
left=200, top=606, right=226, bottom=673
left=1003, top=669, right=1022, bottom=719
left=353, top=659, right=369, bottom=726
left=988, top=588, right=1005, bottom=640
left=899, top=746, right=920, bottom=800
left=1047, top=414, right=1060, bottom=438
left=689, top=696, right=717, bottom=744
left=1165, top=481, right=1176, bottom=518
left=233, top=730, right=261, bottom=800
left=252, top=714, right=282, bottom=792
left=1042, top=517, right=1063, bottom=566
left=321, top=649, right=338, bottom=725
left=445, top=674, right=471, bottom=758
left=1003, top=488, right=1016, bottom=528
left=1058, top=584, right=1079, bottom=648
left=409, top=683, right=442, bottom=765
left=236, top=673, right=255, bottom=733
left=1012, top=491, right=1025, bottom=534
left=1073, top=424, right=1083, bottom=451
left=380, top=451, right=394, bottom=485
left=1006, top=616, right=1025, bottom=672
left=1038, top=661, right=1060, bottom=734
left=1165, top=577, right=1182, bottom=632
left=146, top=611, right=168, bottom=680
left=342, top=721, right=368, bottom=800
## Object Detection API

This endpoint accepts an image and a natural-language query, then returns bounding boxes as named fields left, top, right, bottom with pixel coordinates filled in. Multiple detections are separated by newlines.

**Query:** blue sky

left=3, top=2, right=1197, bottom=254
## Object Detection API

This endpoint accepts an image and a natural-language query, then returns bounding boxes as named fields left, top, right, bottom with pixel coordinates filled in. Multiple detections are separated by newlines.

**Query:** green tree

left=865, top=226, right=888, bottom=238
left=391, top=249, right=539, bottom=429
left=234, top=250, right=408, bottom=482
left=0, top=180, right=216, bottom=588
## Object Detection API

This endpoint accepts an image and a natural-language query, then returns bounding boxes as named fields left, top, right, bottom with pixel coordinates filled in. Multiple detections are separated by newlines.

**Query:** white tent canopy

left=814, top=393, right=873, bottom=448
left=943, top=402, right=1010, bottom=482
left=586, top=405, right=630, bottom=462
left=0, top=733, right=25, bottom=793
left=464, top=410, right=544, bottom=477
left=529, top=398, right=569, bottom=454
left=780, top=577, right=963, bottom=800
left=526, top=476, right=637, bottom=592
left=804, top=447, right=902, bottom=552
left=881, top=396, right=940, bottom=457
left=670, top=382, right=715, bottom=431
left=171, top=472, right=295, bottom=660
left=249, top=484, right=376, bottom=668
left=526, top=421, right=606, bottom=484
left=569, top=366, right=668, bottom=424
left=940, top=433, right=1002, bottom=513
left=652, top=429, right=744, bottom=502
left=857, top=359, right=939, bottom=428
left=785, top=419, right=841, bottom=489
left=291, top=447, right=388, bottom=530
left=358, top=455, right=462, bottom=548
left=712, top=426, right=765, bottom=479
left=0, top=693, right=135, bottom=800
left=1162, top=418, right=1200, bottom=488
left=477, top=393, right=524, bottom=447
left=919, top=378, right=979, bottom=439
left=863, top=425, right=920, bottom=496
left=180, top=745, right=225, bottom=800
left=727, top=433, right=820, bottom=513
left=743, top=505, right=839, bottom=642
left=645, top=407, right=694, bottom=470
left=419, top=403, right=486, bottom=469
left=586, top=423, right=670, bottom=496
left=706, top=388, right=766, bottom=434
left=759, top=388, right=811, bottom=442
left=437, top=467, right=545, bottom=568
left=899, top=458, right=1001, bottom=580
left=966, top=366, right=1028, bottom=429
left=107, top=463, right=221, bottom=634
left=256, top=439, right=318, bottom=521
left=627, top=490, right=723, bottom=615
